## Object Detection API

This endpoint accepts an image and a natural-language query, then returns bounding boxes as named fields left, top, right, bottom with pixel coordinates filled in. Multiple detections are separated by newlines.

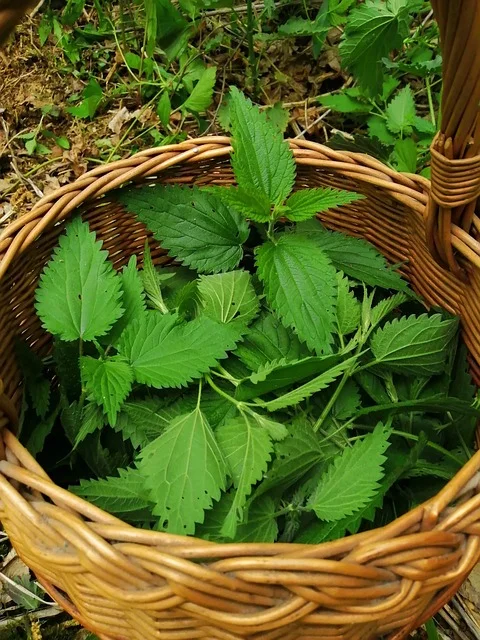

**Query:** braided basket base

left=0, top=138, right=480, bottom=640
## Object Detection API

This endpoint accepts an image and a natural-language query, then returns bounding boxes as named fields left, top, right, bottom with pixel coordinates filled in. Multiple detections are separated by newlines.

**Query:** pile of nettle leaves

left=20, top=88, right=479, bottom=545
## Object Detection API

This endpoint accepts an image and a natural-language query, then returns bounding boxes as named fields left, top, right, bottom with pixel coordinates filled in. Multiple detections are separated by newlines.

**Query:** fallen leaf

left=108, top=106, right=135, bottom=135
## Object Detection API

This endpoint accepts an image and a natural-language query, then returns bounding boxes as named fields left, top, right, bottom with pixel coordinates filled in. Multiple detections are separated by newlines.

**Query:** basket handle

left=426, top=0, right=480, bottom=275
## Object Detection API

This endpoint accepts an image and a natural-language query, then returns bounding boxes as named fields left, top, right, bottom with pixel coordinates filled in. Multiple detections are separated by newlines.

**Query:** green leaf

left=298, top=222, right=407, bottom=291
left=66, top=78, right=103, bottom=119
left=261, top=354, right=359, bottom=411
left=206, top=186, right=272, bottom=223
left=285, top=188, right=363, bottom=222
left=236, top=354, right=342, bottom=401
left=80, top=356, right=134, bottom=426
left=114, top=398, right=171, bottom=448
left=53, top=338, right=81, bottom=402
left=370, top=292, right=408, bottom=328
left=35, top=218, right=123, bottom=341
left=73, top=403, right=104, bottom=448
left=137, top=407, right=228, bottom=534
left=339, top=2, right=410, bottom=96
left=319, top=92, right=371, bottom=114
left=332, top=379, right=361, bottom=420
left=386, top=86, right=416, bottom=135
left=367, top=115, right=396, bottom=144
left=198, top=270, right=259, bottom=327
left=16, top=343, right=50, bottom=419
left=216, top=413, right=273, bottom=538
left=308, top=423, right=390, bottom=521
left=117, top=185, right=249, bottom=273
left=141, top=241, right=168, bottom=313
left=265, top=103, right=289, bottom=133
left=71, top=467, right=154, bottom=521
left=196, top=493, right=278, bottom=543
left=393, top=138, right=417, bottom=173
left=235, top=312, right=310, bottom=371
left=109, top=255, right=146, bottom=344
left=229, top=86, right=295, bottom=204
left=182, top=66, right=217, bottom=113
left=355, top=369, right=390, bottom=404
left=353, top=396, right=480, bottom=419
left=256, top=234, right=337, bottom=353
left=157, top=92, right=172, bottom=126
left=370, top=314, right=458, bottom=375
left=26, top=406, right=60, bottom=457
left=253, top=419, right=326, bottom=500
left=336, top=273, right=361, bottom=336
left=118, top=312, right=239, bottom=388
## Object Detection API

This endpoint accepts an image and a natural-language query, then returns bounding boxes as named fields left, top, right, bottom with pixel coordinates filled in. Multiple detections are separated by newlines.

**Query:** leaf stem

left=206, top=375, right=245, bottom=410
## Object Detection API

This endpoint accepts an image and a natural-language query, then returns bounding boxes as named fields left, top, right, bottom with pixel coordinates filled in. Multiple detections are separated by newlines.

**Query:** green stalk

left=246, top=0, right=258, bottom=97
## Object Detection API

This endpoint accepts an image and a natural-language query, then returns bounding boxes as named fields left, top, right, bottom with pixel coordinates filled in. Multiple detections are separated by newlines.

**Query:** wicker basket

left=1, top=2, right=480, bottom=638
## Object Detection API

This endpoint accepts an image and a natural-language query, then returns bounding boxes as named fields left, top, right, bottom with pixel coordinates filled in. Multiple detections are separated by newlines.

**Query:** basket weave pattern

left=1, top=2, right=480, bottom=638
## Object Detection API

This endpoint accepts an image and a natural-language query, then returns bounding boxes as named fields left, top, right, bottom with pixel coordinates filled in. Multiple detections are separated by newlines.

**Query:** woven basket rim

left=1, top=135, right=480, bottom=640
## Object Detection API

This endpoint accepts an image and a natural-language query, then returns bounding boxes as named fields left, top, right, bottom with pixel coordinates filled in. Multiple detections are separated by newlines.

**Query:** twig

left=452, top=595, right=480, bottom=640
left=294, top=109, right=331, bottom=138
left=437, top=607, right=472, bottom=640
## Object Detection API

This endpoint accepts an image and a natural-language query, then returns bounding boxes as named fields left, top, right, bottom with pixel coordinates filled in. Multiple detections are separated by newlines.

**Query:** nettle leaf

left=35, top=217, right=124, bottom=341
left=198, top=270, right=259, bottom=326
left=109, top=255, right=146, bottom=344
left=118, top=312, right=240, bottom=388
left=332, top=379, right=361, bottom=421
left=117, top=185, right=249, bottom=274
left=206, top=186, right=272, bottom=223
left=298, top=222, right=407, bottom=291
left=16, top=343, right=50, bottom=419
left=71, top=467, right=154, bottom=521
left=26, top=406, right=60, bottom=457
left=253, top=419, right=326, bottom=500
left=182, top=66, right=217, bottom=113
left=251, top=412, right=288, bottom=441
left=319, top=91, right=372, bottom=114
left=393, top=138, right=417, bottom=173
left=370, top=292, right=409, bottom=328
left=336, top=273, right=361, bottom=337
left=285, top=188, right=363, bottom=222
left=141, top=242, right=168, bottom=313
left=370, top=313, right=458, bottom=375
left=261, top=354, right=359, bottom=411
left=216, top=412, right=274, bottom=538
left=256, top=234, right=337, bottom=353
left=80, top=356, right=134, bottom=426
left=386, top=86, right=416, bottom=135
left=197, top=493, right=278, bottom=543
left=308, top=423, right=390, bottom=521
left=229, top=86, right=296, bottom=203
left=115, top=398, right=171, bottom=448
left=236, top=354, right=341, bottom=402
left=137, top=407, right=228, bottom=534
left=74, top=403, right=104, bottom=448
left=368, top=115, right=396, bottom=145
left=339, top=1, right=410, bottom=96
left=235, top=312, right=310, bottom=371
